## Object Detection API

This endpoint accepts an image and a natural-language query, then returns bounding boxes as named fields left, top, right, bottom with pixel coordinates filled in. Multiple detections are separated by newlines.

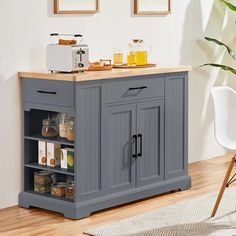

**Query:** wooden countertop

left=18, top=66, right=192, bottom=82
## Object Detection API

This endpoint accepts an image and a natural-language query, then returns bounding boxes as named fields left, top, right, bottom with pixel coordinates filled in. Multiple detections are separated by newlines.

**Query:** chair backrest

left=211, top=87, right=236, bottom=150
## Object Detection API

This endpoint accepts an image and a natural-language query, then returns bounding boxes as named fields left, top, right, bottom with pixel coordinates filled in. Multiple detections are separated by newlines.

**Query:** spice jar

left=58, top=112, right=69, bottom=138
left=41, top=119, right=58, bottom=137
left=51, top=182, right=66, bottom=197
left=34, top=171, right=53, bottom=193
left=66, top=118, right=74, bottom=141
left=65, top=181, right=74, bottom=200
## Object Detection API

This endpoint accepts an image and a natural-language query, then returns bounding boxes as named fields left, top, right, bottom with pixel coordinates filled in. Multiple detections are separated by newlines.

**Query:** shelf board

left=26, top=190, right=74, bottom=203
left=24, top=134, right=74, bottom=146
left=25, top=163, right=74, bottom=176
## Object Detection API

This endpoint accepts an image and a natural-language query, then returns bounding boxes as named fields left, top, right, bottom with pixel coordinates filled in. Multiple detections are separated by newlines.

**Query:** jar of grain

left=66, top=118, right=74, bottom=141
left=58, top=112, right=69, bottom=138
left=41, top=119, right=58, bottom=137
left=65, top=181, right=74, bottom=200
left=51, top=182, right=66, bottom=197
left=34, top=171, right=53, bottom=193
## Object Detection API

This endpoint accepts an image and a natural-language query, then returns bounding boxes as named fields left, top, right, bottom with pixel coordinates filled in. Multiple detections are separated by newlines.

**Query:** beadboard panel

left=106, top=103, right=136, bottom=193
left=137, top=100, right=165, bottom=187
left=165, top=73, right=188, bottom=179
left=76, top=83, right=103, bottom=201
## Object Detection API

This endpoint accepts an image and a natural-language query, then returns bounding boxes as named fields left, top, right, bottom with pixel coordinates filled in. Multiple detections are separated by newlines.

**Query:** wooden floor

left=1, top=154, right=236, bottom=236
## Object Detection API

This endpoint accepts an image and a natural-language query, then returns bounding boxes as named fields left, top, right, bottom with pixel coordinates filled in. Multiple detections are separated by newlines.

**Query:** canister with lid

left=58, top=112, right=69, bottom=138
left=65, top=181, right=74, bottom=200
left=51, top=182, right=66, bottom=197
left=41, top=119, right=58, bottom=137
left=34, top=171, right=53, bottom=193
left=66, top=118, right=74, bottom=141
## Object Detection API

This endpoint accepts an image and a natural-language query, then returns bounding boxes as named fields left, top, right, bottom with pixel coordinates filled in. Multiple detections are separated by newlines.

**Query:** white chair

left=211, top=87, right=236, bottom=217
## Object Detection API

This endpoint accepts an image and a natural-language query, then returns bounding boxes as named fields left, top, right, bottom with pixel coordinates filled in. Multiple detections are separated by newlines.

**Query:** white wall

left=0, top=0, right=235, bottom=209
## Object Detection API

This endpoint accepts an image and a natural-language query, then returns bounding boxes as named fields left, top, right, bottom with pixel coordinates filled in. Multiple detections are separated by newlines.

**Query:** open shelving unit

left=22, top=108, right=75, bottom=203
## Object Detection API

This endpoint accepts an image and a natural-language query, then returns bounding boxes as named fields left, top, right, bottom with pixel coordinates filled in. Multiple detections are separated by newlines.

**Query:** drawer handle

left=138, top=134, right=143, bottom=157
left=128, top=86, right=147, bottom=91
left=133, top=135, right=138, bottom=158
left=37, top=90, right=57, bottom=95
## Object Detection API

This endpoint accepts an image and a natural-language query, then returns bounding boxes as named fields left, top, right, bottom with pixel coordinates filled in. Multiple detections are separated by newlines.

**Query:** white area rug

left=84, top=187, right=236, bottom=236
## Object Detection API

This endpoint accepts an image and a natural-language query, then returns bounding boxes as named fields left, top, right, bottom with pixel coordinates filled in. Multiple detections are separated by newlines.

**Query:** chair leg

left=211, top=155, right=236, bottom=217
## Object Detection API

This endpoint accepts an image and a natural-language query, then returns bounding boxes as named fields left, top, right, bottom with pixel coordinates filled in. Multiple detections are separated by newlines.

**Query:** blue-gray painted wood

left=165, top=72, right=189, bottom=179
left=22, top=78, right=75, bottom=107
left=136, top=99, right=165, bottom=187
left=106, top=74, right=164, bottom=104
left=19, top=174, right=191, bottom=219
left=105, top=103, right=136, bottom=194
left=76, top=82, right=104, bottom=202
left=19, top=72, right=191, bottom=219
left=23, top=102, right=75, bottom=117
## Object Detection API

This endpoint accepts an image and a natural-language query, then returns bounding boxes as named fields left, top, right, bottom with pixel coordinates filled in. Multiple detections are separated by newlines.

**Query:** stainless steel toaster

left=46, top=33, right=89, bottom=73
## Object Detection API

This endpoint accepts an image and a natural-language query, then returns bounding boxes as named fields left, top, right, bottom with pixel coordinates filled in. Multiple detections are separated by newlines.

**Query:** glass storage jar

left=66, top=118, right=74, bottom=141
left=34, top=171, right=53, bottom=193
left=51, top=182, right=66, bottom=197
left=65, top=181, right=74, bottom=200
left=58, top=112, right=69, bottom=138
left=41, top=119, right=58, bottom=137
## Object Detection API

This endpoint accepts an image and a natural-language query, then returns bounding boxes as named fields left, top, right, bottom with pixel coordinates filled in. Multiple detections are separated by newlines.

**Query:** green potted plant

left=202, top=0, right=236, bottom=75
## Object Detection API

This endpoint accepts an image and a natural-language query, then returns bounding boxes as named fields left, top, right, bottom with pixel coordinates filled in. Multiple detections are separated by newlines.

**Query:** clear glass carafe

left=130, top=39, right=151, bottom=66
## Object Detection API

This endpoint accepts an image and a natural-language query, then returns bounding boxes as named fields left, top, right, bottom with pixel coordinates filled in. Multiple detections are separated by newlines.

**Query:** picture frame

left=54, top=0, right=100, bottom=14
left=134, top=0, right=171, bottom=15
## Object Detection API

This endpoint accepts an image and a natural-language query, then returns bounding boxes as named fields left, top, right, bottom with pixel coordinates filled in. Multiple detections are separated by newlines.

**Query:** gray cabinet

left=106, top=99, right=165, bottom=191
left=19, top=72, right=191, bottom=220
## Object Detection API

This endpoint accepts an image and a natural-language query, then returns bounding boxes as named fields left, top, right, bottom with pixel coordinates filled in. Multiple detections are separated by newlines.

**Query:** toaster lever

left=77, top=49, right=85, bottom=62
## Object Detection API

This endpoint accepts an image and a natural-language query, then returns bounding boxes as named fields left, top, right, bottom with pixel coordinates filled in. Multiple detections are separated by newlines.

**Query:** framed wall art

left=54, top=0, right=99, bottom=14
left=134, top=0, right=171, bottom=15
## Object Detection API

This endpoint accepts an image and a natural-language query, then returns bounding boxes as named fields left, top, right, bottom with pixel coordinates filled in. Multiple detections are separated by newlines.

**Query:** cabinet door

left=136, top=100, right=164, bottom=187
left=165, top=72, right=188, bottom=179
left=105, top=103, right=136, bottom=193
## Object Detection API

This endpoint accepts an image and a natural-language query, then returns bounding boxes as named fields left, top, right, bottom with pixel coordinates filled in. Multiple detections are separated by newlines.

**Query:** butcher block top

left=18, top=66, right=192, bottom=82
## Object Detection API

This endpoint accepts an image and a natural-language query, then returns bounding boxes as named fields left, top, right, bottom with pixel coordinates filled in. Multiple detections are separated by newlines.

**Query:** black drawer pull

left=138, top=134, right=143, bottom=157
left=133, top=135, right=138, bottom=158
left=128, top=86, right=147, bottom=91
left=37, top=90, right=57, bottom=95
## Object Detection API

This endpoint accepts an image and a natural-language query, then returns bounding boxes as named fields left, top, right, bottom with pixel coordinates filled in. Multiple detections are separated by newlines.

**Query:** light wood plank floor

left=0, top=154, right=235, bottom=236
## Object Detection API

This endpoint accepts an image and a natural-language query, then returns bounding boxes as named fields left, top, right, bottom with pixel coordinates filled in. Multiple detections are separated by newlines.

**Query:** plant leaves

left=219, top=0, right=236, bottom=11
left=201, top=63, right=236, bottom=75
left=205, top=37, right=236, bottom=61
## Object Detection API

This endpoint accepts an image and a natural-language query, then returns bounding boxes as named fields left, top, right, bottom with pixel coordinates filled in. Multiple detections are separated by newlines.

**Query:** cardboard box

left=67, top=149, right=74, bottom=170
left=60, top=148, right=74, bottom=169
left=38, top=141, right=47, bottom=165
left=47, top=142, right=61, bottom=167
left=60, top=148, right=68, bottom=169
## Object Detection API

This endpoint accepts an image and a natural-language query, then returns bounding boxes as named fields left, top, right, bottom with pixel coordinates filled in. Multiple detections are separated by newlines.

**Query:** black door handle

left=128, top=86, right=147, bottom=91
left=133, top=135, right=138, bottom=158
left=37, top=90, right=57, bottom=95
left=138, top=134, right=143, bottom=157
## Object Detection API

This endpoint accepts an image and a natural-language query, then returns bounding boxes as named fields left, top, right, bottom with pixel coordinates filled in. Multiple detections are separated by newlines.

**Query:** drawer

left=23, top=79, right=74, bottom=107
left=106, top=75, right=164, bottom=104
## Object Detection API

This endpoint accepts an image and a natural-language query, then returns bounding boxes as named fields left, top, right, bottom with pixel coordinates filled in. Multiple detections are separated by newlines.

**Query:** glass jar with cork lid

left=66, top=118, right=74, bottom=141
left=41, top=119, right=58, bottom=137
left=58, top=112, right=69, bottom=138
